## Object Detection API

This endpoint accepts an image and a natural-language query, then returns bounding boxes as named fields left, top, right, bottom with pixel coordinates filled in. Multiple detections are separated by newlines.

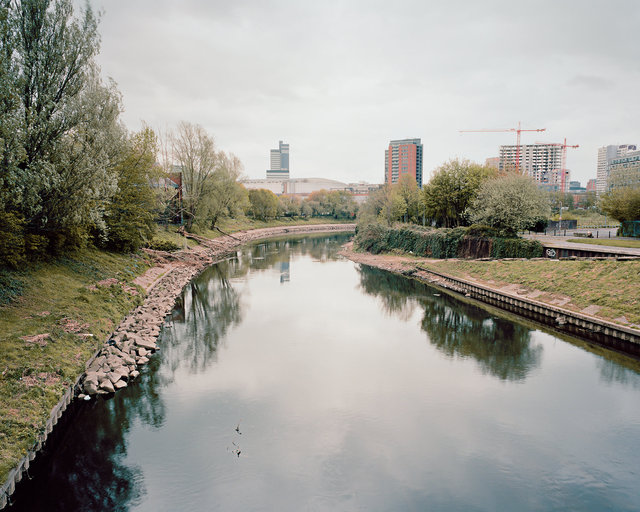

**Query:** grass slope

left=420, top=259, right=640, bottom=325
left=0, top=249, right=150, bottom=482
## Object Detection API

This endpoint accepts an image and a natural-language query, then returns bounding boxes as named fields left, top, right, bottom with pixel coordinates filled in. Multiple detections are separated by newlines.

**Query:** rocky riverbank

left=79, top=224, right=355, bottom=397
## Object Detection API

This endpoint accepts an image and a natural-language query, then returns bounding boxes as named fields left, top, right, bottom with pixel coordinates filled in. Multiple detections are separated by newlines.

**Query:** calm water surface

left=11, top=234, right=640, bottom=511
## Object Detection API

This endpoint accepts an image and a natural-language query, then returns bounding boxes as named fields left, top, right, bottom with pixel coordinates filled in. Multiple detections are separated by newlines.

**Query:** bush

left=146, top=239, right=182, bottom=252
left=0, top=211, right=27, bottom=268
left=355, top=222, right=543, bottom=259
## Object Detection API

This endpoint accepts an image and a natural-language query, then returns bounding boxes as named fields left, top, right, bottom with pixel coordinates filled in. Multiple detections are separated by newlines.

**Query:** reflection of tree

left=9, top=365, right=172, bottom=511
left=419, top=298, right=542, bottom=381
left=357, top=265, right=542, bottom=381
left=358, top=265, right=419, bottom=320
left=165, top=261, right=243, bottom=374
left=596, top=358, right=640, bottom=390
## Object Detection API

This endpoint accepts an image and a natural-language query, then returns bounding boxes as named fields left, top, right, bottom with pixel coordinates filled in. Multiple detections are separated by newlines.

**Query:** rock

left=129, top=370, right=140, bottom=380
left=99, top=379, right=115, bottom=393
left=135, top=337, right=157, bottom=351
left=137, top=356, right=149, bottom=365
left=83, top=380, right=99, bottom=395
left=114, top=380, right=128, bottom=390
left=137, top=347, right=148, bottom=357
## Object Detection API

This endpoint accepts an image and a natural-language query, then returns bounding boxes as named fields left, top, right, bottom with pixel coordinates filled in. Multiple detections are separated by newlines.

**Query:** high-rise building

left=266, top=140, right=290, bottom=180
left=608, top=150, right=640, bottom=191
left=596, top=144, right=637, bottom=194
left=385, top=138, right=423, bottom=187
left=499, top=143, right=568, bottom=190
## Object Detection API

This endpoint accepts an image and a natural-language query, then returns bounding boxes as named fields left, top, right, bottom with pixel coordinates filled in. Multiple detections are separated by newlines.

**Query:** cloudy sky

left=90, top=0, right=639, bottom=186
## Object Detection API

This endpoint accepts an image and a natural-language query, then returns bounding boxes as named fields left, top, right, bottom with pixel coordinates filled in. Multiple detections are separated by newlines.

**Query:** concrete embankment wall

left=0, top=224, right=356, bottom=510
left=414, top=266, right=640, bottom=358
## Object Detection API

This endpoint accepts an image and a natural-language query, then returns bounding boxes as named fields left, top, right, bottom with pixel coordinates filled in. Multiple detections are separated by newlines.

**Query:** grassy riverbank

left=419, top=259, right=640, bottom=326
left=0, top=249, right=151, bottom=481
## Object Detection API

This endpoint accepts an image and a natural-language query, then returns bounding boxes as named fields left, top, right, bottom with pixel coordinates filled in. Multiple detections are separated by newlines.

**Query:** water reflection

left=166, top=261, right=243, bottom=374
left=9, top=357, right=170, bottom=511
left=357, top=265, right=543, bottom=381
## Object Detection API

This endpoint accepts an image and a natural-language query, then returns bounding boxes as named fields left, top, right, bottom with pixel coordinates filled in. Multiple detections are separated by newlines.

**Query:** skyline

left=90, top=0, right=639, bottom=186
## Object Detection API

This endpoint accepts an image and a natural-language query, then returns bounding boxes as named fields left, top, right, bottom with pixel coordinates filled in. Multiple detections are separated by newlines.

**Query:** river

left=10, top=233, right=640, bottom=511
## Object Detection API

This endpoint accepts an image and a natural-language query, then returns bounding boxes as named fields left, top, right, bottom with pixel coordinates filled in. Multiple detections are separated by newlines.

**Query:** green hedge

left=354, top=223, right=543, bottom=259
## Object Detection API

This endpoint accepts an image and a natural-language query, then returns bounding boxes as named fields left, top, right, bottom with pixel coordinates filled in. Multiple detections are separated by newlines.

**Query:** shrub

left=355, top=222, right=543, bottom=259
left=146, top=239, right=182, bottom=252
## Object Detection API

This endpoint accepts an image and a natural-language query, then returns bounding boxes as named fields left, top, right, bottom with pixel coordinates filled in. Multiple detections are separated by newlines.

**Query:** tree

left=599, top=187, right=640, bottom=222
left=0, top=0, right=122, bottom=252
left=171, top=122, right=218, bottom=230
left=195, top=151, right=247, bottom=231
left=467, top=175, right=551, bottom=236
left=421, top=159, right=496, bottom=227
left=104, top=127, right=160, bottom=252
left=393, top=175, right=420, bottom=223
left=279, top=195, right=302, bottom=217
left=248, top=189, right=279, bottom=221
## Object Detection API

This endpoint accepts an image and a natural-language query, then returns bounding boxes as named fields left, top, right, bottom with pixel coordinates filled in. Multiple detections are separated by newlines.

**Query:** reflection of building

left=280, top=261, right=290, bottom=283
left=385, top=138, right=423, bottom=187
left=608, top=150, right=640, bottom=191
left=267, top=140, right=290, bottom=180
left=596, top=144, right=637, bottom=194
left=241, top=177, right=382, bottom=203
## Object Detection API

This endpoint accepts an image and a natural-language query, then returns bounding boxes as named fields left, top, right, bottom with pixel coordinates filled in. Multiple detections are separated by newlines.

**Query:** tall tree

left=195, top=151, right=248, bottom=231
left=421, top=159, right=496, bottom=227
left=171, top=122, right=218, bottom=230
left=467, top=175, right=551, bottom=236
left=599, top=187, right=640, bottom=223
left=104, top=127, right=160, bottom=252
left=0, top=0, right=122, bottom=252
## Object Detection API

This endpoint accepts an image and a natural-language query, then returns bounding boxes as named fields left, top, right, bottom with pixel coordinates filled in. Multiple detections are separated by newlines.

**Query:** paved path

left=523, top=234, right=640, bottom=257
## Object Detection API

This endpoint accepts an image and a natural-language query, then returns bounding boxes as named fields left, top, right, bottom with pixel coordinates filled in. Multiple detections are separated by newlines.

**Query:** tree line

left=360, top=160, right=550, bottom=236
left=360, top=158, right=640, bottom=235
left=0, top=1, right=357, bottom=268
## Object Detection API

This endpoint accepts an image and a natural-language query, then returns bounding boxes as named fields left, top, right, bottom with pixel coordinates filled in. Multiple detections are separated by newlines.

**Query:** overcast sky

left=90, top=0, right=639, bottom=186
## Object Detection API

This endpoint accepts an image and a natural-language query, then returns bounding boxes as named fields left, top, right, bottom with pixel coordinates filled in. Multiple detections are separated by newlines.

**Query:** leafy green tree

left=195, top=151, right=247, bottom=231
left=0, top=0, right=123, bottom=253
left=467, top=175, right=551, bottom=236
left=394, top=175, right=421, bottom=223
left=248, top=189, right=279, bottom=220
left=326, top=190, right=357, bottom=219
left=104, top=127, right=159, bottom=252
left=279, top=195, right=302, bottom=217
left=421, top=159, right=496, bottom=227
left=599, top=187, right=640, bottom=222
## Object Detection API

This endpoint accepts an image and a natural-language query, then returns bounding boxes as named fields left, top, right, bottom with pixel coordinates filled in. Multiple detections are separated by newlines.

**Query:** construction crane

left=536, top=138, right=579, bottom=193
left=459, top=121, right=546, bottom=173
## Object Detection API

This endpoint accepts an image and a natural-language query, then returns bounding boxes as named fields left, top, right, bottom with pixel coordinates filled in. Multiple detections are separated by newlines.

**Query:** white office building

left=596, top=144, right=637, bottom=195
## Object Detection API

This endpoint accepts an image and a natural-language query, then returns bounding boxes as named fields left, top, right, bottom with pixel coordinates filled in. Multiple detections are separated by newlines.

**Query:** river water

left=10, top=234, right=640, bottom=511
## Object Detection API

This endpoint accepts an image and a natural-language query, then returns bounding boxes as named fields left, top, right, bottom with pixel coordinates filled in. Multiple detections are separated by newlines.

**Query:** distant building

left=485, top=157, right=500, bottom=169
left=608, top=150, right=640, bottom=191
left=385, top=138, right=423, bottom=187
left=241, top=177, right=382, bottom=203
left=596, top=144, right=637, bottom=195
left=499, top=143, right=568, bottom=191
left=266, top=140, right=290, bottom=180
left=568, top=181, right=586, bottom=193
left=586, top=179, right=596, bottom=192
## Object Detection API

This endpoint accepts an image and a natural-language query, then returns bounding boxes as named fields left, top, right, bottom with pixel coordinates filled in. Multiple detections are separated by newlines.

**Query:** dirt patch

left=20, top=333, right=51, bottom=347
